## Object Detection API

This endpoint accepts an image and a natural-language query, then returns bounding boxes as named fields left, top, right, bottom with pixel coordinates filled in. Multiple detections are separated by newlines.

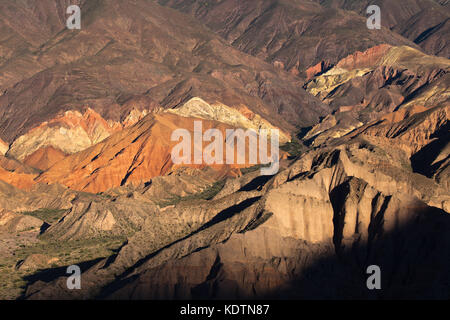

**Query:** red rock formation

left=362, top=105, right=450, bottom=155
left=0, top=155, right=38, bottom=190
left=0, top=156, right=37, bottom=175
left=336, top=44, right=392, bottom=70
left=306, top=61, right=333, bottom=80
left=37, top=113, right=279, bottom=193
left=0, top=167, right=36, bottom=190
left=379, top=105, right=429, bottom=124
left=23, top=146, right=67, bottom=171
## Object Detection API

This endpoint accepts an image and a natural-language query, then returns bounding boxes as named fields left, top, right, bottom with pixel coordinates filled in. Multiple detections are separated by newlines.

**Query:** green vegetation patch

left=0, top=235, right=126, bottom=300
left=280, top=139, right=305, bottom=158
left=157, top=179, right=226, bottom=208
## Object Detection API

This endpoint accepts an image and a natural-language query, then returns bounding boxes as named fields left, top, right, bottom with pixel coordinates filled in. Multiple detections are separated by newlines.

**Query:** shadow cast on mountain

left=411, top=122, right=450, bottom=177
left=101, top=202, right=450, bottom=300
left=19, top=258, right=104, bottom=300
left=258, top=205, right=450, bottom=300
left=20, top=199, right=449, bottom=300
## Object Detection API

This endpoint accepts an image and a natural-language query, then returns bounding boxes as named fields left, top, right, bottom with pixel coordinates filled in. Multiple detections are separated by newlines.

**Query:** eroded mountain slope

left=0, top=0, right=328, bottom=143
left=315, top=0, right=450, bottom=57
left=159, top=0, right=420, bottom=77
left=22, top=135, right=450, bottom=299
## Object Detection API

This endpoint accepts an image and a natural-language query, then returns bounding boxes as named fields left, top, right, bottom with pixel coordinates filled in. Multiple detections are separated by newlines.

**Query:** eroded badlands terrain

left=0, top=0, right=448, bottom=299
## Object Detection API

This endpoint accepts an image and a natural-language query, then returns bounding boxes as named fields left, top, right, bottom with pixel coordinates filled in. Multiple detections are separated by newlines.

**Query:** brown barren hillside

left=159, top=0, right=421, bottom=77
left=314, top=0, right=450, bottom=57
left=0, top=0, right=328, bottom=143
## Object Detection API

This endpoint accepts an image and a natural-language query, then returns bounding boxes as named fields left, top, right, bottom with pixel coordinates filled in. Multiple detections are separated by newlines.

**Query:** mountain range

left=0, top=0, right=448, bottom=300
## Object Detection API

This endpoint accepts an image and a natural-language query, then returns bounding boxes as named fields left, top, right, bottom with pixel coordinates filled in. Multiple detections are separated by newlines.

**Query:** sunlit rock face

left=0, top=155, right=39, bottom=191
left=0, top=139, right=8, bottom=156
left=167, top=97, right=291, bottom=143
left=303, top=44, right=450, bottom=149
left=0, top=0, right=331, bottom=147
left=36, top=112, right=281, bottom=193
left=23, top=147, right=67, bottom=172
left=305, top=45, right=450, bottom=103
left=5, top=107, right=151, bottom=171
left=7, top=108, right=123, bottom=162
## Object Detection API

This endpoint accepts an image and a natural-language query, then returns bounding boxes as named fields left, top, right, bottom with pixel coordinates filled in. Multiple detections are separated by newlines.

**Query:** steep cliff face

left=301, top=98, right=449, bottom=198
left=306, top=61, right=334, bottom=81
left=335, top=44, right=393, bottom=70
left=361, top=105, right=450, bottom=154
left=19, top=100, right=450, bottom=299
left=100, top=195, right=446, bottom=300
